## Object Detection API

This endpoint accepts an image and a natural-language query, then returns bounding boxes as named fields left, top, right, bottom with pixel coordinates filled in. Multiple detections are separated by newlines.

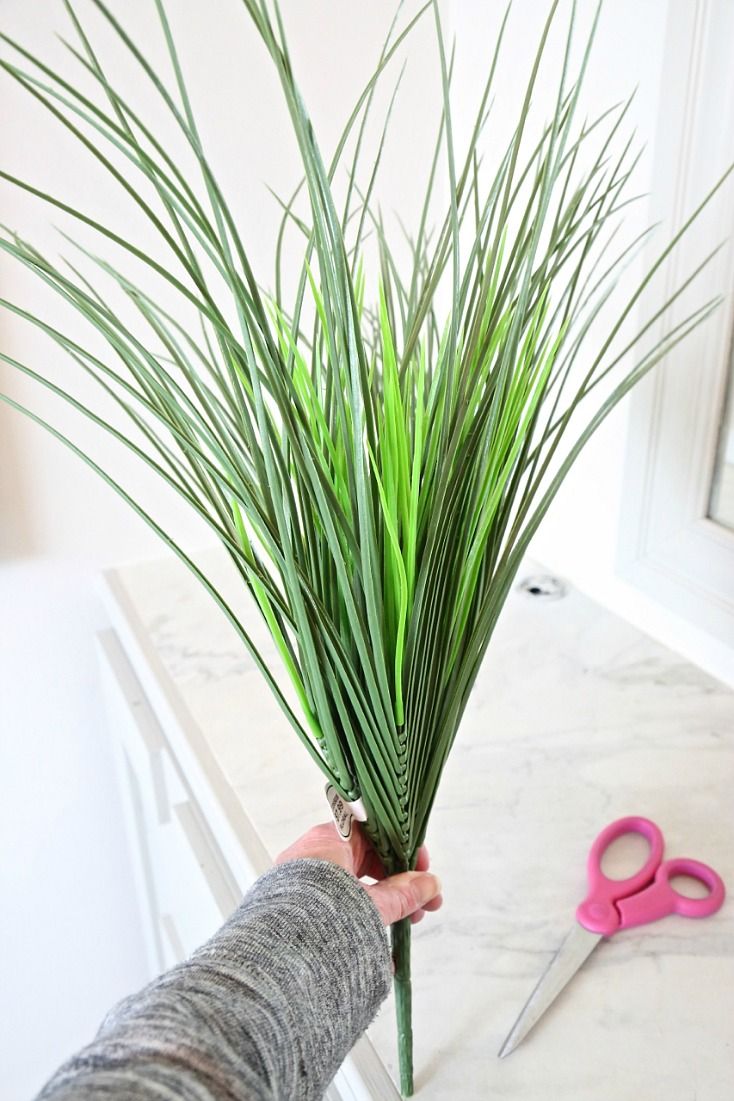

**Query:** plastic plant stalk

left=391, top=916, right=414, bottom=1096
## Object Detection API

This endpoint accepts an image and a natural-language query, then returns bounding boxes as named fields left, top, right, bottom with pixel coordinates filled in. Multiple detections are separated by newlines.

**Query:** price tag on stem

left=325, top=783, right=367, bottom=840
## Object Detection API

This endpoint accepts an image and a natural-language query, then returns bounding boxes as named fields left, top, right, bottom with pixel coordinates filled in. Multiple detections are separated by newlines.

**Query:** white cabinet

left=96, top=623, right=398, bottom=1101
left=97, top=628, right=244, bottom=972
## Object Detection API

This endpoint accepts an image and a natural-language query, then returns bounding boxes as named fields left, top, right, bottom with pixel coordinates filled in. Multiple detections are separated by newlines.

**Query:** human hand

left=274, top=821, right=443, bottom=926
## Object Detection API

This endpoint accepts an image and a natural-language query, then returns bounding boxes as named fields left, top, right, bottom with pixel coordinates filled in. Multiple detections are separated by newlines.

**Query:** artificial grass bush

left=1, top=1, right=729, bottom=1092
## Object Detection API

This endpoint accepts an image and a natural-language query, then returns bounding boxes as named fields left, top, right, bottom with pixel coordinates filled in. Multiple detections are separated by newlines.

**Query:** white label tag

left=326, top=784, right=353, bottom=839
left=325, top=784, right=366, bottom=840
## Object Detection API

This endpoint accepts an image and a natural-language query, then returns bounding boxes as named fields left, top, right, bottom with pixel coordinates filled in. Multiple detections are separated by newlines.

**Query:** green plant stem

left=391, top=916, right=414, bottom=1096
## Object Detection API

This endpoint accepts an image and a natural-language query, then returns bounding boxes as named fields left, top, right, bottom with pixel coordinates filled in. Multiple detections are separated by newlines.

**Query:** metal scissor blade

left=498, top=924, right=602, bottom=1059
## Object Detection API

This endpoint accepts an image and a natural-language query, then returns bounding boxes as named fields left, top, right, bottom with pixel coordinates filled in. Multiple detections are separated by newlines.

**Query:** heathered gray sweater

left=36, top=858, right=393, bottom=1100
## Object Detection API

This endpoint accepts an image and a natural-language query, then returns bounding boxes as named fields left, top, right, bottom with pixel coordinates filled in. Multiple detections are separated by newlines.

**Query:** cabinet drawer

left=98, top=629, right=243, bottom=966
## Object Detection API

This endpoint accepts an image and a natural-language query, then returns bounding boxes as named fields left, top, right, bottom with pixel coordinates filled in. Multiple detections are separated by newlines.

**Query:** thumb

left=366, top=871, right=442, bottom=926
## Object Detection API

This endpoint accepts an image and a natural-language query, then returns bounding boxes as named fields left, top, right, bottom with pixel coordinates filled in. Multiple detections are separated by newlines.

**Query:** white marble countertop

left=103, top=546, right=734, bottom=1099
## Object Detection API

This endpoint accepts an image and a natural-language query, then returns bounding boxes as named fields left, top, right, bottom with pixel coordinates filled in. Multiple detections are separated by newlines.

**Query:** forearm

left=36, top=858, right=392, bottom=1101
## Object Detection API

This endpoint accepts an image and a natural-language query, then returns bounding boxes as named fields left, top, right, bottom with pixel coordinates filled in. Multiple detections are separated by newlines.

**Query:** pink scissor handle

left=576, top=816, right=665, bottom=935
left=576, top=816, right=726, bottom=936
left=615, top=857, right=726, bottom=931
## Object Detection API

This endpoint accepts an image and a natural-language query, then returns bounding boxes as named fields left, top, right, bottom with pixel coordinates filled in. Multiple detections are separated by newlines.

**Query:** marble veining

left=108, top=546, right=734, bottom=1100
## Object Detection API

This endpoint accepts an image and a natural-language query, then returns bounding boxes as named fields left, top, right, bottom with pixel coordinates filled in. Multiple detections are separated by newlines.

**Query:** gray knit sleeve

left=36, top=857, right=392, bottom=1101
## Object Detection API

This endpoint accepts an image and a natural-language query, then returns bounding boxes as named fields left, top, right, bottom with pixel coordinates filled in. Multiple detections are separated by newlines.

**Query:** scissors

left=499, top=815, right=725, bottom=1058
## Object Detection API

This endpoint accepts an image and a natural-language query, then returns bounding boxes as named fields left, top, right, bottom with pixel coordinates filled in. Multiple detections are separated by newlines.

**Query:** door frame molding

left=618, top=0, right=734, bottom=646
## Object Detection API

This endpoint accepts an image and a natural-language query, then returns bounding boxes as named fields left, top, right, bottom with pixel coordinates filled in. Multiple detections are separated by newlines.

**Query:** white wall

left=450, top=0, right=663, bottom=591
left=1, top=1, right=726, bottom=1096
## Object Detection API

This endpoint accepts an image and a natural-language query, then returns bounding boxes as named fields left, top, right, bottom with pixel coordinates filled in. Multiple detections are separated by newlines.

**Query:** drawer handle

left=172, top=801, right=241, bottom=918
left=160, top=912, right=186, bottom=963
